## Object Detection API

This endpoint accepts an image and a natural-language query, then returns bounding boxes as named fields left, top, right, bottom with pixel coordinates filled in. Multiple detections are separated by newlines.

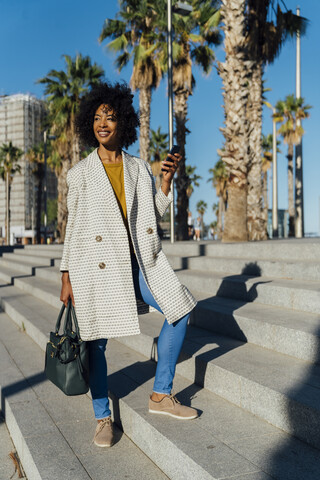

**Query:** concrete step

left=0, top=254, right=54, bottom=275
left=30, top=263, right=320, bottom=320
left=1, top=252, right=54, bottom=266
left=175, top=268, right=320, bottom=315
left=190, top=295, right=320, bottom=363
left=0, top=262, right=35, bottom=284
left=14, top=246, right=63, bottom=258
left=0, top=312, right=169, bottom=480
left=23, top=238, right=320, bottom=262
left=24, top=244, right=63, bottom=251
left=0, top=413, right=26, bottom=479
left=12, top=271, right=320, bottom=364
left=162, top=239, right=320, bottom=262
left=115, top=313, right=320, bottom=450
left=21, top=241, right=320, bottom=281
left=2, top=279, right=320, bottom=452
left=166, top=254, right=320, bottom=282
left=2, top=294, right=320, bottom=479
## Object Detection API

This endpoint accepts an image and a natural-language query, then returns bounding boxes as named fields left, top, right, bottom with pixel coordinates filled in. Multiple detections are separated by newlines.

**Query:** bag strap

left=55, top=302, right=68, bottom=334
left=55, top=299, right=81, bottom=338
left=70, top=304, right=81, bottom=338
left=61, top=299, right=81, bottom=338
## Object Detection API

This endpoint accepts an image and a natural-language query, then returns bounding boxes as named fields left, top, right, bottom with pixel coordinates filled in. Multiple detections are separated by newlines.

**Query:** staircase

left=0, top=239, right=319, bottom=480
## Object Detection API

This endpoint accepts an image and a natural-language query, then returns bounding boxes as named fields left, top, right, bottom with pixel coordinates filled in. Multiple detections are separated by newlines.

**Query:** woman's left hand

left=161, top=152, right=182, bottom=185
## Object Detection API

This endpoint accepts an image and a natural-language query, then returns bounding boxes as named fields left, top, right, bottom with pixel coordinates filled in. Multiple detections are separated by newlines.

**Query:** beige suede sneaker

left=93, top=416, right=114, bottom=447
left=149, top=393, right=198, bottom=420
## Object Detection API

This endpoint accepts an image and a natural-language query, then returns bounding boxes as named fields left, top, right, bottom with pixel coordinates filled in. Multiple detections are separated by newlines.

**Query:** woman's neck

left=97, top=145, right=122, bottom=163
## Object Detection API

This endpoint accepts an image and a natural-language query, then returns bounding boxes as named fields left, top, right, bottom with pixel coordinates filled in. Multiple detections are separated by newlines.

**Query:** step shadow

left=105, top=262, right=271, bottom=416
left=264, top=324, right=320, bottom=479
left=1, top=372, right=46, bottom=418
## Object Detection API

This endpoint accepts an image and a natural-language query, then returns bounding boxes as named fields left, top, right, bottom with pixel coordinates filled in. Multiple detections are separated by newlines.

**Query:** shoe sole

left=94, top=440, right=114, bottom=448
left=148, top=409, right=198, bottom=420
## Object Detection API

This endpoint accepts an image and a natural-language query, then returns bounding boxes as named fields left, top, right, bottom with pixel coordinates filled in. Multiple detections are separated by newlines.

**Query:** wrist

left=61, top=272, right=70, bottom=282
left=161, top=181, right=171, bottom=196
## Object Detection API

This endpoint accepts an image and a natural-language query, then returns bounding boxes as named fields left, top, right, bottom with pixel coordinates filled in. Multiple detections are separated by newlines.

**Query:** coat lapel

left=122, top=151, right=139, bottom=223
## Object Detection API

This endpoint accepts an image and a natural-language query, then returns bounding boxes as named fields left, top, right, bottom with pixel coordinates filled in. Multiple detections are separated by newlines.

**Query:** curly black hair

left=75, top=81, right=139, bottom=149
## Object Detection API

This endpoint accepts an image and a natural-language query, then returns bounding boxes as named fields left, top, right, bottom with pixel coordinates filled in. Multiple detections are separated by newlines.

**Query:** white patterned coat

left=60, top=148, right=197, bottom=341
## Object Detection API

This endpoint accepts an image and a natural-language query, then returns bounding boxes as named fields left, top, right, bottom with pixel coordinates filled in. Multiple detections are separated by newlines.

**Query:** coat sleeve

left=59, top=169, right=79, bottom=272
left=145, top=161, right=173, bottom=223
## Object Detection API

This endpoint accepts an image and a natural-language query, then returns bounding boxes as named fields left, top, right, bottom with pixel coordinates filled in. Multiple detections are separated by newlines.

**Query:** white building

left=0, top=93, right=56, bottom=245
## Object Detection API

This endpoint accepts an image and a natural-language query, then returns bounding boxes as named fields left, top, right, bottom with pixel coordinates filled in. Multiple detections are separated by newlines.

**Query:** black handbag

left=45, top=299, right=89, bottom=396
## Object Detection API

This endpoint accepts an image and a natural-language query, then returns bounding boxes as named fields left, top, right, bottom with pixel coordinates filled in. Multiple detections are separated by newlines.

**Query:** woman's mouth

left=98, top=131, right=110, bottom=137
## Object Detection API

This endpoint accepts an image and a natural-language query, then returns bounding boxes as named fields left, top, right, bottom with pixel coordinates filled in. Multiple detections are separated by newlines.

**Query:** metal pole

left=168, top=0, right=175, bottom=243
left=295, top=6, right=304, bottom=238
left=6, top=168, right=10, bottom=245
left=272, top=113, right=278, bottom=238
left=44, top=130, right=48, bottom=244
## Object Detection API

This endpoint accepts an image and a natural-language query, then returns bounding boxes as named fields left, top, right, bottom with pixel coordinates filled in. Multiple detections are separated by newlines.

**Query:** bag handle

left=55, top=302, right=69, bottom=334
left=65, top=302, right=81, bottom=338
left=55, top=299, right=81, bottom=338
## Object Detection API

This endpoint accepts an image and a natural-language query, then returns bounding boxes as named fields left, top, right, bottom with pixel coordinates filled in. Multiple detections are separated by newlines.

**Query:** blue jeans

left=88, top=254, right=191, bottom=419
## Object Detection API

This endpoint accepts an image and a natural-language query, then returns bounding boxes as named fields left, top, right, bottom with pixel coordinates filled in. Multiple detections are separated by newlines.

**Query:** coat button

left=99, top=262, right=106, bottom=269
left=96, top=235, right=102, bottom=242
left=153, top=253, right=157, bottom=259
left=147, top=227, right=153, bottom=234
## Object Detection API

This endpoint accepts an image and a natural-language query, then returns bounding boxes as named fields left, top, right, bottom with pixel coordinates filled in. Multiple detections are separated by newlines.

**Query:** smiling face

left=93, top=104, right=119, bottom=148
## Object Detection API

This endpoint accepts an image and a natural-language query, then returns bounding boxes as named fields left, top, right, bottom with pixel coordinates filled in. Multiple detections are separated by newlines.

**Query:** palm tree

left=245, top=1, right=308, bottom=241
left=196, top=200, right=207, bottom=239
left=273, top=94, right=311, bottom=236
left=169, top=0, right=221, bottom=240
left=185, top=165, right=201, bottom=199
left=37, top=54, right=104, bottom=242
left=99, top=1, right=163, bottom=163
left=208, top=158, right=228, bottom=239
left=149, top=127, right=169, bottom=191
left=217, top=0, right=251, bottom=242
left=27, top=142, right=57, bottom=243
left=0, top=141, right=23, bottom=245
left=209, top=220, right=218, bottom=239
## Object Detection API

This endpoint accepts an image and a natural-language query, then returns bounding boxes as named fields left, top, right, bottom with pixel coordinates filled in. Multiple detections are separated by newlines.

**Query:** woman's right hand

left=60, top=272, right=75, bottom=307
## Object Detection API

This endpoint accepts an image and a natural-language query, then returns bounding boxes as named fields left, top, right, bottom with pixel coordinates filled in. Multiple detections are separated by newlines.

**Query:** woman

left=60, top=82, right=197, bottom=448
left=194, top=216, right=202, bottom=241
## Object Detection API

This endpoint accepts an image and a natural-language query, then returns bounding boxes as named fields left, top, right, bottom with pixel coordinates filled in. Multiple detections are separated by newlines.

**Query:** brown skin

left=60, top=104, right=182, bottom=408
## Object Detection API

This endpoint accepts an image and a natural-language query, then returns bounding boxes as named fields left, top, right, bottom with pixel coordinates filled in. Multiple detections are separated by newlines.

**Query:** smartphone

left=161, top=145, right=180, bottom=172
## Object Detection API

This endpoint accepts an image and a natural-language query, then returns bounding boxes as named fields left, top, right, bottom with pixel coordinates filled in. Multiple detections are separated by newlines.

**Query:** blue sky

left=1, top=0, right=319, bottom=234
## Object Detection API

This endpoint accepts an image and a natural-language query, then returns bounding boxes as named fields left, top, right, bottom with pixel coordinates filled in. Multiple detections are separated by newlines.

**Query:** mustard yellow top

left=103, top=161, right=134, bottom=255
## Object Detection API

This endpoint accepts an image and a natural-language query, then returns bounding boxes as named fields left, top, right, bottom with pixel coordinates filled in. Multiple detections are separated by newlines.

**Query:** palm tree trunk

left=218, top=0, right=250, bottom=242
left=218, top=196, right=224, bottom=239
left=174, top=90, right=189, bottom=240
left=287, top=143, right=295, bottom=237
left=71, top=133, right=81, bottom=167
left=139, top=87, right=151, bottom=163
left=224, top=182, right=248, bottom=242
left=247, top=60, right=267, bottom=241
left=36, top=169, right=43, bottom=244
left=57, top=159, right=71, bottom=243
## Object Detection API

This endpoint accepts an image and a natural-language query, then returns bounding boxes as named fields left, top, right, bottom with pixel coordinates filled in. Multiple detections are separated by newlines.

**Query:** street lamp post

left=272, top=110, right=278, bottom=238
left=167, top=0, right=174, bottom=243
left=295, top=6, right=304, bottom=238
left=43, top=131, right=56, bottom=244
left=167, top=1, right=192, bottom=243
